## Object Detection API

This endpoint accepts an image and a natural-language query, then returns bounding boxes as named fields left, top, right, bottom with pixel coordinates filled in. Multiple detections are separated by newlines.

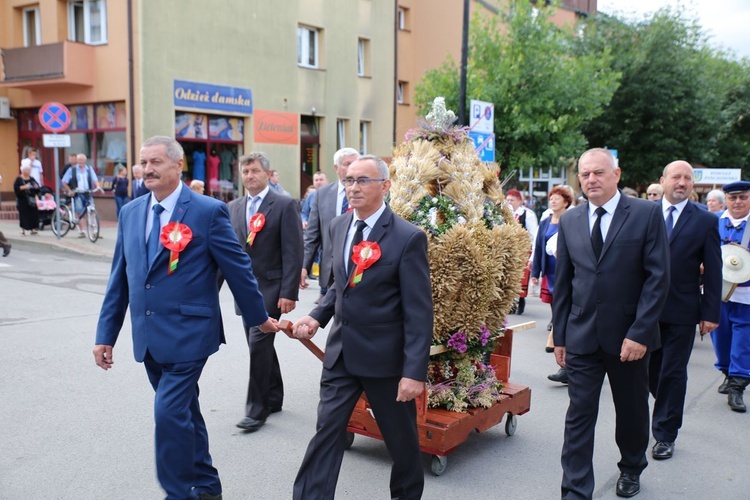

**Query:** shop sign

left=693, top=168, right=742, bottom=185
left=254, top=110, right=299, bottom=145
left=174, top=80, right=253, bottom=115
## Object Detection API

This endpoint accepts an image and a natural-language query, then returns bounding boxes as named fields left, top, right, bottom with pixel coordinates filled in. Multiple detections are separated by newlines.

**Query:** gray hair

left=239, top=152, right=270, bottom=172
left=707, top=189, right=725, bottom=204
left=578, top=148, right=617, bottom=171
left=132, top=164, right=143, bottom=173
left=355, top=154, right=390, bottom=179
left=334, top=147, right=359, bottom=167
left=142, top=136, right=184, bottom=162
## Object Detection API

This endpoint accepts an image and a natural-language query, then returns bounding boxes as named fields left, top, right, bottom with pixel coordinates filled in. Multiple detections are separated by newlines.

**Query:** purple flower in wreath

left=447, top=331, right=468, bottom=353
left=479, top=325, right=491, bottom=346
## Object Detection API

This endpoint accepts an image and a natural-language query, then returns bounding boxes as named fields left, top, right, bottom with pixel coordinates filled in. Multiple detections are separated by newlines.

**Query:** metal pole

left=54, top=143, right=61, bottom=239
left=458, top=0, right=470, bottom=126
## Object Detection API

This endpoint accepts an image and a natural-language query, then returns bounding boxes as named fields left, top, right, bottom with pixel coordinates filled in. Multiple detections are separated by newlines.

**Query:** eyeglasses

left=342, top=177, right=386, bottom=187
left=726, top=194, right=750, bottom=202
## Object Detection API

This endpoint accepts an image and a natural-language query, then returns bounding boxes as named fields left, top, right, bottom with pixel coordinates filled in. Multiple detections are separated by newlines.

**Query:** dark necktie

left=591, top=206, right=606, bottom=259
left=348, top=220, right=367, bottom=272
left=665, top=205, right=676, bottom=238
left=341, top=192, right=349, bottom=214
left=148, top=204, right=165, bottom=265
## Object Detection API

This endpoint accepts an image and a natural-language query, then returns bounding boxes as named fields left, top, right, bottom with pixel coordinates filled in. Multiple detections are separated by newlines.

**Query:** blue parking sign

left=469, top=131, right=495, bottom=162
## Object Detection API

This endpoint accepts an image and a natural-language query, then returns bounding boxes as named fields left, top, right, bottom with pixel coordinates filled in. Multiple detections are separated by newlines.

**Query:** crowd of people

left=86, top=135, right=747, bottom=500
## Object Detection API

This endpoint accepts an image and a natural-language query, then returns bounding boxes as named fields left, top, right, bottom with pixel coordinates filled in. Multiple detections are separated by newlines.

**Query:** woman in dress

left=531, top=186, right=572, bottom=382
left=14, top=161, right=40, bottom=235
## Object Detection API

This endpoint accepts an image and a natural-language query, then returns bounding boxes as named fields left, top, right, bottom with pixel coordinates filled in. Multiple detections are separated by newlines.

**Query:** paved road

left=0, top=226, right=748, bottom=499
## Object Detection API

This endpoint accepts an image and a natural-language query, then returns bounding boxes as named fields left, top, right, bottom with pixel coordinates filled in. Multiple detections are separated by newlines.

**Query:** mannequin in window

left=192, top=149, right=206, bottom=182
left=207, top=149, right=220, bottom=196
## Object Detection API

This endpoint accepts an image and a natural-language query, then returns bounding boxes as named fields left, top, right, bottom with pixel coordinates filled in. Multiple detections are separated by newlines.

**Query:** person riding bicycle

left=62, top=153, right=100, bottom=238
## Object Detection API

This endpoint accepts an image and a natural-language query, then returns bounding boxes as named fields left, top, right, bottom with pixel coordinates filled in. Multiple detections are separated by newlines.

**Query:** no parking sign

left=38, top=102, right=72, bottom=133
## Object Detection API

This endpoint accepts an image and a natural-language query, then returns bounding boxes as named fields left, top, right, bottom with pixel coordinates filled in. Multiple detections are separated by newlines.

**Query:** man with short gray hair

left=301, top=147, right=359, bottom=302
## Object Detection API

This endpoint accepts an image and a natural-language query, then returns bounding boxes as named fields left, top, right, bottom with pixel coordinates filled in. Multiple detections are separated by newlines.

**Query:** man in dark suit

left=227, top=152, right=303, bottom=432
left=553, top=148, right=669, bottom=499
left=300, top=147, right=359, bottom=303
left=94, top=136, right=277, bottom=500
left=131, top=164, right=150, bottom=198
left=649, top=160, right=721, bottom=460
left=292, top=155, right=433, bottom=500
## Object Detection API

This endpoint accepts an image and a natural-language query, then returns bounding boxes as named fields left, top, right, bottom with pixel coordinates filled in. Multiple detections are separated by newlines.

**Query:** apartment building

left=0, top=0, right=395, bottom=208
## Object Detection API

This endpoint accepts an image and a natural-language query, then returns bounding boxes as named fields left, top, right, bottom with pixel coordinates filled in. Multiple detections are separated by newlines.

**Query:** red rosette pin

left=349, top=241, right=381, bottom=287
left=246, top=213, right=266, bottom=247
left=160, top=222, right=193, bottom=275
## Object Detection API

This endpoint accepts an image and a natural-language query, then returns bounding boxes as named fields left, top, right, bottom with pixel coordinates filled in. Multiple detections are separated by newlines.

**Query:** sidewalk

left=0, top=218, right=118, bottom=260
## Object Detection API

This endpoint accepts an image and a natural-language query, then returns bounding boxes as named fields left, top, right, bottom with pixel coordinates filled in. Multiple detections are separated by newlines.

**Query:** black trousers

left=243, top=322, right=284, bottom=420
left=293, top=356, right=424, bottom=500
left=561, top=349, right=650, bottom=500
left=649, top=322, right=697, bottom=442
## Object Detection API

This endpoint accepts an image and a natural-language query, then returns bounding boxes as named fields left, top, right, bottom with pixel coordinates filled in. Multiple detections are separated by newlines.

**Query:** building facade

left=0, top=0, right=395, bottom=212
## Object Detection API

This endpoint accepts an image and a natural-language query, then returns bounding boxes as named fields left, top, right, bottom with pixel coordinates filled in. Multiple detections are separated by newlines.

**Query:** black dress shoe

left=2, top=245, right=10, bottom=257
left=616, top=473, right=640, bottom=498
left=269, top=406, right=282, bottom=414
left=516, top=297, right=525, bottom=315
left=652, top=441, right=675, bottom=460
left=547, top=367, right=569, bottom=384
left=236, top=416, right=265, bottom=432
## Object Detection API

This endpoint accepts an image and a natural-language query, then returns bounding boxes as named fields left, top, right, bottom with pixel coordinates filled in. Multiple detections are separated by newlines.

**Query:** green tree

left=579, top=7, right=750, bottom=185
left=415, top=0, right=619, bottom=173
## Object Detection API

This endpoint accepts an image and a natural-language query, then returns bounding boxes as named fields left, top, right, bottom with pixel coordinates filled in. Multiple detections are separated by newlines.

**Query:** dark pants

left=115, top=195, right=129, bottom=217
left=561, top=350, right=650, bottom=500
left=649, top=322, right=696, bottom=442
left=243, top=323, right=284, bottom=420
left=293, top=356, right=424, bottom=500
left=143, top=353, right=220, bottom=500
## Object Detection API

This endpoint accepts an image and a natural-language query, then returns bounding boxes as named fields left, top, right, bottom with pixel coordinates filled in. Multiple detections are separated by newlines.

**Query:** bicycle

left=51, top=189, right=101, bottom=242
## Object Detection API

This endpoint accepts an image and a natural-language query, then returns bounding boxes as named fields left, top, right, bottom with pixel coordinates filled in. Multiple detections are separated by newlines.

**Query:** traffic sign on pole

left=39, top=102, right=72, bottom=133
left=43, top=134, right=72, bottom=148
left=469, top=99, right=494, bottom=134
left=469, top=130, right=495, bottom=162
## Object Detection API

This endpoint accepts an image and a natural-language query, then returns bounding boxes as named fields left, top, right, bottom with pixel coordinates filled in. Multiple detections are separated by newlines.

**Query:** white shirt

left=588, top=190, right=621, bottom=240
left=661, top=198, right=689, bottom=229
left=344, top=202, right=387, bottom=273
left=145, top=182, right=183, bottom=242
left=336, top=181, right=348, bottom=215
left=30, top=159, right=43, bottom=185
left=246, top=185, right=270, bottom=224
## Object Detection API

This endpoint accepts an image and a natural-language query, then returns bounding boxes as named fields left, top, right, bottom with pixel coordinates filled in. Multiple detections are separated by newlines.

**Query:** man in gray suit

left=300, top=147, right=359, bottom=302
left=292, top=155, right=433, bottom=500
left=227, top=152, right=303, bottom=432
left=553, top=148, right=669, bottom=499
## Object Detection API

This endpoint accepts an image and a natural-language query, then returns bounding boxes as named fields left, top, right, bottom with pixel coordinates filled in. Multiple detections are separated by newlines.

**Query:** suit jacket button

left=343, top=293, right=348, bottom=298
left=343, top=320, right=348, bottom=325
left=146, top=310, right=151, bottom=316
left=145, top=284, right=151, bottom=289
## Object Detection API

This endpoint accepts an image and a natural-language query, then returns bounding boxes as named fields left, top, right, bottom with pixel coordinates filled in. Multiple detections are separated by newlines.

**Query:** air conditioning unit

left=0, top=97, right=11, bottom=119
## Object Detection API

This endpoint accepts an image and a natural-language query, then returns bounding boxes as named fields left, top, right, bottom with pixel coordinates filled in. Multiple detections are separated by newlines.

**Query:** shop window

left=23, top=7, right=41, bottom=47
left=336, top=119, right=348, bottom=150
left=359, top=121, right=370, bottom=155
left=357, top=38, right=371, bottom=77
left=68, top=0, right=107, bottom=45
left=297, top=25, right=319, bottom=69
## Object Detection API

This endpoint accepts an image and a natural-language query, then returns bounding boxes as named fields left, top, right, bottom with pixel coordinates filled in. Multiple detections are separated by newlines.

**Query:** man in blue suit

left=649, top=161, right=721, bottom=460
left=131, top=164, right=150, bottom=198
left=553, top=148, right=669, bottom=499
left=94, top=136, right=278, bottom=500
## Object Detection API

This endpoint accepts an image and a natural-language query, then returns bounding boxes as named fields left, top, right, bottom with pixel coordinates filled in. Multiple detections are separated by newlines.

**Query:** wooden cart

left=279, top=320, right=533, bottom=476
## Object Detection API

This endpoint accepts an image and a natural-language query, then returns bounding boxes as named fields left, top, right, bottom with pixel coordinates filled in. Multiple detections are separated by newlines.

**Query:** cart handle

left=278, top=319, right=325, bottom=362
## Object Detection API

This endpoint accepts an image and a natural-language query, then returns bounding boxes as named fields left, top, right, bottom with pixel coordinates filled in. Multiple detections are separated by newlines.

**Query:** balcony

left=0, top=41, right=95, bottom=89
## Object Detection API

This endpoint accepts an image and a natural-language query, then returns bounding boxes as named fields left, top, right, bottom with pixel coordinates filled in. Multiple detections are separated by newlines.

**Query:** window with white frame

left=359, top=121, right=370, bottom=154
left=68, top=0, right=107, bottom=45
left=397, top=81, right=408, bottom=104
left=336, top=119, right=348, bottom=150
left=357, top=38, right=370, bottom=77
left=22, top=7, right=41, bottom=47
left=398, top=7, right=409, bottom=31
left=297, top=25, right=319, bottom=68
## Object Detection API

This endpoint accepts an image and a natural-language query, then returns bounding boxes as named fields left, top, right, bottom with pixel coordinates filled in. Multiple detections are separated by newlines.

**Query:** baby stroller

left=36, top=186, right=57, bottom=231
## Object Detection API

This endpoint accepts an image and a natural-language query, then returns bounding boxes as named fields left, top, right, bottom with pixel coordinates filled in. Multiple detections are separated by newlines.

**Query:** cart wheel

left=343, top=432, right=354, bottom=450
left=431, top=455, right=448, bottom=476
left=505, top=413, right=517, bottom=436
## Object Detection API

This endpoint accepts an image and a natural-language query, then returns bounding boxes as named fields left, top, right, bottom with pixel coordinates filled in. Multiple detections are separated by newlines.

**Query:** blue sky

left=598, top=0, right=750, bottom=60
